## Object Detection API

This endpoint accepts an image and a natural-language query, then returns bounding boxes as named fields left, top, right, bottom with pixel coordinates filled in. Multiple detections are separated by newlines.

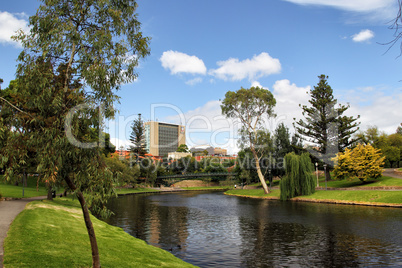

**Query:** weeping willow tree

left=280, top=152, right=316, bottom=200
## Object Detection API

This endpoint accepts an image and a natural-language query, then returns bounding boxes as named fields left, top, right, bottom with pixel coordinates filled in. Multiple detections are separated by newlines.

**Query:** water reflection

left=105, top=191, right=402, bottom=267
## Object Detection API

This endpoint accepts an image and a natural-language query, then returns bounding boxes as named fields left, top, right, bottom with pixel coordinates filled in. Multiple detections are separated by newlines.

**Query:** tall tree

left=1, top=1, right=150, bottom=267
left=397, top=123, right=402, bottom=135
left=129, top=113, right=147, bottom=159
left=221, top=86, right=276, bottom=194
left=294, top=75, right=360, bottom=181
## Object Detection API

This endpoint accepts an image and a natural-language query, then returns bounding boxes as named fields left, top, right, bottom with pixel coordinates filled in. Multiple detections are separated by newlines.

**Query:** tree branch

left=0, top=97, right=34, bottom=118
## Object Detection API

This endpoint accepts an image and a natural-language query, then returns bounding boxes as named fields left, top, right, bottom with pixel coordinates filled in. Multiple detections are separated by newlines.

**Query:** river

left=105, top=191, right=402, bottom=267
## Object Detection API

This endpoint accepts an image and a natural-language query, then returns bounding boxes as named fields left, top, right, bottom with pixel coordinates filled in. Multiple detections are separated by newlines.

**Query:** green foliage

left=357, top=126, right=402, bottom=168
left=139, top=158, right=157, bottom=186
left=176, top=144, right=190, bottom=153
left=104, top=154, right=139, bottom=186
left=129, top=114, right=147, bottom=157
left=280, top=152, right=316, bottom=200
left=1, top=1, right=150, bottom=265
left=294, top=75, right=360, bottom=168
left=333, top=144, right=385, bottom=181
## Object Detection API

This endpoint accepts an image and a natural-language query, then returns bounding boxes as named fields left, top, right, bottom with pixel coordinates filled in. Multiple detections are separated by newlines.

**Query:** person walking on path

left=0, top=196, right=46, bottom=267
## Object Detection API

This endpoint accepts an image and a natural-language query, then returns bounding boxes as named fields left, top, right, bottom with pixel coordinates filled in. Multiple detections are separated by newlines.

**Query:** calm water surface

left=105, top=191, right=402, bottom=267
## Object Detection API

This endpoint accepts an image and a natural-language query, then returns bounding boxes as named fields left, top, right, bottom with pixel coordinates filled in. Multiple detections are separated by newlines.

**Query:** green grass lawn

left=225, top=189, right=280, bottom=198
left=181, top=186, right=232, bottom=190
left=225, top=188, right=402, bottom=205
left=0, top=176, right=49, bottom=198
left=299, top=190, right=402, bottom=204
left=319, top=176, right=402, bottom=188
left=247, top=180, right=280, bottom=188
left=114, top=187, right=160, bottom=195
left=4, top=198, right=195, bottom=268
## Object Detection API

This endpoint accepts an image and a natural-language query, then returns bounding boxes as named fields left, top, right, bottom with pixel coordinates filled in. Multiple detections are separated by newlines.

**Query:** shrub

left=333, top=144, right=385, bottom=182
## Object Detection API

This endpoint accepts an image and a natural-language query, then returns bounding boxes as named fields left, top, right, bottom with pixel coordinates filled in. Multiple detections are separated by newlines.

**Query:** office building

left=144, top=121, right=186, bottom=157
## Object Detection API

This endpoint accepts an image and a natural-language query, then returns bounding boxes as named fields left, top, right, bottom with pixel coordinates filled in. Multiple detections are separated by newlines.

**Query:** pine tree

left=129, top=114, right=147, bottom=159
left=294, top=75, right=360, bottom=181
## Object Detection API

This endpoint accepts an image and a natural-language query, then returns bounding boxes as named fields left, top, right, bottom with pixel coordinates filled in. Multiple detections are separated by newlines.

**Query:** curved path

left=0, top=196, right=45, bottom=267
left=383, top=168, right=402, bottom=179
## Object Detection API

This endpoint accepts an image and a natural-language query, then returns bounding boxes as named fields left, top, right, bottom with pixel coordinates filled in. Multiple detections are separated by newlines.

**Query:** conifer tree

left=294, top=75, right=360, bottom=181
left=129, top=114, right=147, bottom=159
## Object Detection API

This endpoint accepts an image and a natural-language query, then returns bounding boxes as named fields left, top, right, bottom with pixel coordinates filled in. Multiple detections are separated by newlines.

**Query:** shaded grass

left=0, top=175, right=49, bottom=198
left=114, top=187, right=160, bottom=195
left=0, top=183, right=48, bottom=198
left=4, top=198, right=195, bottom=268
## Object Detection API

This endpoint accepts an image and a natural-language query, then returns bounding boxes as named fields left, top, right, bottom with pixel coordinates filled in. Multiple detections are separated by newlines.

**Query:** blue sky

left=1, top=0, right=401, bottom=154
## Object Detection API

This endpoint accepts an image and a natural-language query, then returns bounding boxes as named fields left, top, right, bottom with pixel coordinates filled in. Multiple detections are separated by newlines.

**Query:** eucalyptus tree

left=221, top=86, right=276, bottom=194
left=1, top=1, right=150, bottom=267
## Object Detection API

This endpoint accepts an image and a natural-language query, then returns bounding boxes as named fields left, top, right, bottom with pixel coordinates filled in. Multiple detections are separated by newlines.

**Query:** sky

left=1, top=0, right=402, bottom=155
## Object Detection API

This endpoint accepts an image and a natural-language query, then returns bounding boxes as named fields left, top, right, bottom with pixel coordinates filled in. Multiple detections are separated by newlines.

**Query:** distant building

left=190, top=145, right=227, bottom=156
left=168, top=151, right=192, bottom=160
left=144, top=121, right=186, bottom=157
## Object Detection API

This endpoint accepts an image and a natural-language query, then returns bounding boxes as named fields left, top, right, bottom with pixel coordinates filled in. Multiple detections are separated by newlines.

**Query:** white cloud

left=271, top=79, right=311, bottom=132
left=0, top=11, right=29, bottom=46
left=160, top=50, right=207, bottom=75
left=110, top=137, right=131, bottom=150
left=185, top=77, right=203, bottom=86
left=342, top=90, right=402, bottom=134
left=209, top=52, right=281, bottom=81
left=283, top=0, right=394, bottom=12
left=283, top=0, right=397, bottom=21
left=352, top=29, right=374, bottom=42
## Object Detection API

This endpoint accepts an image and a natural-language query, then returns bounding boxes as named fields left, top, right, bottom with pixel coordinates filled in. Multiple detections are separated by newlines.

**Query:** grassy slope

left=4, top=198, right=195, bottom=268
left=319, top=176, right=402, bottom=188
left=114, top=187, right=160, bottom=195
left=226, top=189, right=280, bottom=198
left=180, top=186, right=232, bottom=190
left=225, top=188, right=402, bottom=204
left=299, top=190, right=402, bottom=204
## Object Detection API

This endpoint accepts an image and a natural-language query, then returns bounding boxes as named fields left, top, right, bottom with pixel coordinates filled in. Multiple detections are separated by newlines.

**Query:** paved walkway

left=0, top=196, right=46, bottom=268
left=383, top=168, right=402, bottom=179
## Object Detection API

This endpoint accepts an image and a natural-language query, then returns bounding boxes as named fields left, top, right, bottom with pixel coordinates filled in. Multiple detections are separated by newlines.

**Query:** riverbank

left=225, top=188, right=402, bottom=208
left=3, top=198, right=195, bottom=268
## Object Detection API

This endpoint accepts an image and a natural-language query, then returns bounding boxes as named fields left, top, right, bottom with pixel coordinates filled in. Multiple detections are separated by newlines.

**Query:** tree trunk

left=47, top=183, right=53, bottom=201
left=325, top=168, right=331, bottom=182
left=64, top=176, right=101, bottom=268
left=251, top=147, right=269, bottom=194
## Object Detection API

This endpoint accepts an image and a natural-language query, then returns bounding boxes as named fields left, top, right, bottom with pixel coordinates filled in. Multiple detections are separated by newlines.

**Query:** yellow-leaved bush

left=333, top=144, right=385, bottom=181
